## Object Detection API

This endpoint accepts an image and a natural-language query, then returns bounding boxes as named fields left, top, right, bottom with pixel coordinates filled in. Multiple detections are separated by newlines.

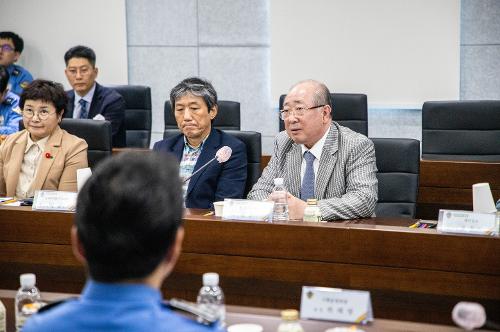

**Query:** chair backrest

left=422, top=100, right=500, bottom=161
left=163, top=129, right=261, bottom=196
left=60, top=119, right=112, bottom=169
left=224, top=130, right=262, bottom=196
left=111, top=85, right=152, bottom=148
left=372, top=138, right=420, bottom=218
left=164, top=100, right=241, bottom=130
left=278, top=93, right=368, bottom=136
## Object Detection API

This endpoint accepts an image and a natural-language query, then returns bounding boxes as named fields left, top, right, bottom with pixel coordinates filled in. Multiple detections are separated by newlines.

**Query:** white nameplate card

left=438, top=209, right=499, bottom=236
left=222, top=199, right=274, bottom=221
left=300, top=286, right=373, bottom=324
left=33, top=190, right=78, bottom=211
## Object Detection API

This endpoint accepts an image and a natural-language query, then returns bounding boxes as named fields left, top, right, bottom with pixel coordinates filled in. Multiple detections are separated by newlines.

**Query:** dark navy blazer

left=153, top=128, right=247, bottom=209
left=65, top=83, right=126, bottom=147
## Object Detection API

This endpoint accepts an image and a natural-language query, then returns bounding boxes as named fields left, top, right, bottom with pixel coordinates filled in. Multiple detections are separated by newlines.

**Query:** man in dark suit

left=63, top=45, right=126, bottom=147
left=153, top=77, right=247, bottom=209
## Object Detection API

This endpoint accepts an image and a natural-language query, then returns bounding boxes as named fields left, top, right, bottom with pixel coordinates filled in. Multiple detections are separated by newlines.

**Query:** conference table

left=0, top=206, right=499, bottom=327
left=0, top=290, right=480, bottom=332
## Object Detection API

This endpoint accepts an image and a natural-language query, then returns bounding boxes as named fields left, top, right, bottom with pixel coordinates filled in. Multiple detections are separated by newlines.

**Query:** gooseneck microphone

left=182, top=146, right=232, bottom=183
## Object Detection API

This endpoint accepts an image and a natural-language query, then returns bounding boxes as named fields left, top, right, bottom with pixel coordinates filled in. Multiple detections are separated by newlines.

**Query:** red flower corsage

left=45, top=152, right=53, bottom=159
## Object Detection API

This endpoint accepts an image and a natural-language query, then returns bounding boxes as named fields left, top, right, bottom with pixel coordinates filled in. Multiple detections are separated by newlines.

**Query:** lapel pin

left=45, top=152, right=53, bottom=159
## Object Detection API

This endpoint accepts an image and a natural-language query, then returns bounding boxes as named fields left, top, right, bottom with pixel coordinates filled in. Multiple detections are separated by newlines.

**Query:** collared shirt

left=179, top=136, right=206, bottom=200
left=6, top=64, right=33, bottom=96
left=72, top=83, right=96, bottom=119
left=15, top=134, right=49, bottom=199
left=23, top=280, right=220, bottom=332
left=0, top=91, right=22, bottom=135
left=300, top=125, right=331, bottom=189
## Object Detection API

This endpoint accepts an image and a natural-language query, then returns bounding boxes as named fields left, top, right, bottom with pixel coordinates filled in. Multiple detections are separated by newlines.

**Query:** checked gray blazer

left=248, top=122, right=378, bottom=221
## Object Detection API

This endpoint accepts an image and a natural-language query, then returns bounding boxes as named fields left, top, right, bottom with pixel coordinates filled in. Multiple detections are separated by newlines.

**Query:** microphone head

left=215, top=146, right=232, bottom=163
left=452, top=302, right=486, bottom=330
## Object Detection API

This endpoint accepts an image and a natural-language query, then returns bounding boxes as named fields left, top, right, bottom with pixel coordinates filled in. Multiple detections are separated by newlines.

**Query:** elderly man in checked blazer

left=248, top=80, right=377, bottom=221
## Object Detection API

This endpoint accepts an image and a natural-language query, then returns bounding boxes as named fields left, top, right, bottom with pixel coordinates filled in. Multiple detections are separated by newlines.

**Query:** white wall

left=271, top=0, right=460, bottom=107
left=0, top=0, right=128, bottom=89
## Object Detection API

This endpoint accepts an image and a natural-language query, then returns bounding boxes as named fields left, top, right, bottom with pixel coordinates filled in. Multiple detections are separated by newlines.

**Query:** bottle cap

left=274, top=178, right=284, bottom=186
left=20, top=273, right=36, bottom=288
left=306, top=199, right=318, bottom=205
left=281, top=309, right=299, bottom=321
left=202, top=272, right=219, bottom=286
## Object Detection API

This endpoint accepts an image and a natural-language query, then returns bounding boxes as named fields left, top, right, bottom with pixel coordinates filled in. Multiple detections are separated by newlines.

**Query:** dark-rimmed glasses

left=22, top=109, right=56, bottom=120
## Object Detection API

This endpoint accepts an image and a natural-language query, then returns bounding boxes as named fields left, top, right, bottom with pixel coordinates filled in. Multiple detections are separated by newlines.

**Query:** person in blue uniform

left=0, top=31, right=33, bottom=96
left=153, top=77, right=247, bottom=209
left=0, top=65, right=21, bottom=135
left=63, top=45, right=126, bottom=147
left=23, top=152, right=220, bottom=332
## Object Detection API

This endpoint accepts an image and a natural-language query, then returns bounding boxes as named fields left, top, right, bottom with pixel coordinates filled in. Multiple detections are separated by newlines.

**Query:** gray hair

left=289, top=79, right=332, bottom=107
left=170, top=77, right=218, bottom=112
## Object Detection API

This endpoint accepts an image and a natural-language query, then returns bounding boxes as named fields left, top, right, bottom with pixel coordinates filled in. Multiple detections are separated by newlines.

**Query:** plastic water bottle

left=272, top=178, right=289, bottom=221
left=15, top=273, right=41, bottom=331
left=277, top=309, right=304, bottom=332
left=197, top=272, right=225, bottom=326
left=303, top=198, right=322, bottom=222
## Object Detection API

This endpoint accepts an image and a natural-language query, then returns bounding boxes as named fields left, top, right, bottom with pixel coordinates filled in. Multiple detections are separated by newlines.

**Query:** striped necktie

left=79, top=99, right=88, bottom=119
left=300, top=151, right=315, bottom=201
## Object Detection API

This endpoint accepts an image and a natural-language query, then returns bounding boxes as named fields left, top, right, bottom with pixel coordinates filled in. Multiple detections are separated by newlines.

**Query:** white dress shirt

left=73, top=83, right=96, bottom=119
left=300, top=125, right=331, bottom=189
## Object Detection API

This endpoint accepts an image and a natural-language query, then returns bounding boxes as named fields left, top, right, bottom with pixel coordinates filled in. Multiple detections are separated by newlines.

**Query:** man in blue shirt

left=0, top=65, right=21, bottom=135
left=0, top=31, right=33, bottom=96
left=23, top=152, right=220, bottom=332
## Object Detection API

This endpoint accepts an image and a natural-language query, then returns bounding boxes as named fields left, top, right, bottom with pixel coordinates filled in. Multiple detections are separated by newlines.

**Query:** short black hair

left=64, top=45, right=96, bottom=67
left=20, top=80, right=68, bottom=115
left=0, top=65, right=9, bottom=93
left=0, top=31, right=24, bottom=53
left=170, top=77, right=218, bottom=112
left=75, top=152, right=184, bottom=282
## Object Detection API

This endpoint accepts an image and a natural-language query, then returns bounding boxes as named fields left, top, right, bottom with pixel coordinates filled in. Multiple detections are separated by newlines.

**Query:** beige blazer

left=0, top=126, right=88, bottom=197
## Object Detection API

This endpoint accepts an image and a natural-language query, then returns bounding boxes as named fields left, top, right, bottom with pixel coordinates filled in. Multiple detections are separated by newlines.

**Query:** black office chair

left=278, top=93, right=368, bottom=136
left=162, top=129, right=262, bottom=197
left=372, top=138, right=420, bottom=218
left=224, top=130, right=262, bottom=196
left=164, top=100, right=240, bottom=130
left=60, top=119, right=112, bottom=169
left=111, top=85, right=152, bottom=148
left=422, top=100, right=500, bottom=161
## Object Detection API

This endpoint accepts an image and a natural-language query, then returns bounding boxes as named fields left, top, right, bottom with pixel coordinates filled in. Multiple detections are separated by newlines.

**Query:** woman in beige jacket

left=0, top=79, right=88, bottom=198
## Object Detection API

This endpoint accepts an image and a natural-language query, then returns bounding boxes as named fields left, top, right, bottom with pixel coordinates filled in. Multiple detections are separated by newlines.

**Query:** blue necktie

left=79, top=99, right=88, bottom=119
left=300, top=151, right=315, bottom=201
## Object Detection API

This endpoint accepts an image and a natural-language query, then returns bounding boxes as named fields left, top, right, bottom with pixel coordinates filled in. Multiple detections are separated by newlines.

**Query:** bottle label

left=16, top=302, right=43, bottom=331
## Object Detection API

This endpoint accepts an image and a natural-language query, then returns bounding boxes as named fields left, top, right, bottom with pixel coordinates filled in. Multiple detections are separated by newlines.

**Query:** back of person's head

left=0, top=65, right=9, bottom=93
left=170, top=77, right=218, bottom=111
left=64, top=45, right=96, bottom=67
left=20, top=79, right=68, bottom=114
left=0, top=31, right=24, bottom=53
left=75, top=152, right=183, bottom=282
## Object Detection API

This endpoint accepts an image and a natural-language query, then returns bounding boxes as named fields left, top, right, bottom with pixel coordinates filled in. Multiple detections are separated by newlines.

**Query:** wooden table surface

left=0, top=206, right=499, bottom=326
left=0, top=290, right=482, bottom=332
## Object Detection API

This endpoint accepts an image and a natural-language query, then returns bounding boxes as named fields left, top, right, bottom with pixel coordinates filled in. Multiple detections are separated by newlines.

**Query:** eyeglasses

left=22, top=109, right=57, bottom=120
left=279, top=104, right=326, bottom=120
left=0, top=44, right=15, bottom=52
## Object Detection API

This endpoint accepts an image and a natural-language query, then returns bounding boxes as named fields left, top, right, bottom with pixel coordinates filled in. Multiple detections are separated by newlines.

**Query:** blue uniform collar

left=82, top=279, right=163, bottom=303
left=6, top=64, right=17, bottom=75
